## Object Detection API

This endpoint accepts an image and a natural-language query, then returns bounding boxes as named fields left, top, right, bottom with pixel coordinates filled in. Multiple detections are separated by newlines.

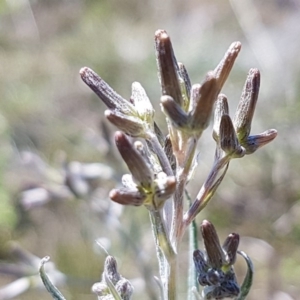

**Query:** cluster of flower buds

left=108, top=131, right=176, bottom=210
left=92, top=256, right=134, bottom=300
left=213, top=68, right=277, bottom=160
left=80, top=68, right=155, bottom=139
left=156, top=30, right=240, bottom=139
left=193, top=220, right=252, bottom=300
left=79, top=28, right=274, bottom=300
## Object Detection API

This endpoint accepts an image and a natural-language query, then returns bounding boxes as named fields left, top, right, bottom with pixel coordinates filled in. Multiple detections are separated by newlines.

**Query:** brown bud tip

left=223, top=233, right=240, bottom=265
left=201, top=220, right=225, bottom=268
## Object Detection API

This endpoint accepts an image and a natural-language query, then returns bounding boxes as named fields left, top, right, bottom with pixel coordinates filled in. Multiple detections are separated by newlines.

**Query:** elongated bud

left=222, top=233, right=240, bottom=265
left=93, top=255, right=134, bottom=299
left=219, top=115, right=245, bottom=157
left=80, top=67, right=134, bottom=114
left=115, top=132, right=153, bottom=189
left=214, top=41, right=242, bottom=91
left=115, top=278, right=134, bottom=300
left=178, top=62, right=192, bottom=107
left=155, top=29, right=183, bottom=106
left=103, top=256, right=121, bottom=284
left=161, top=95, right=189, bottom=128
left=201, top=220, right=226, bottom=268
left=189, top=74, right=219, bottom=132
left=106, top=110, right=146, bottom=138
left=109, top=188, right=146, bottom=206
left=131, top=82, right=154, bottom=123
left=234, top=68, right=260, bottom=143
left=213, top=94, right=229, bottom=142
left=245, top=129, right=278, bottom=154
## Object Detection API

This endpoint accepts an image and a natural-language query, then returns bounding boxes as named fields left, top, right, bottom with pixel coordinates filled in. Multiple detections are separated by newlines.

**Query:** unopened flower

left=233, top=68, right=278, bottom=154
left=157, top=31, right=243, bottom=139
left=213, top=42, right=241, bottom=90
left=219, top=115, right=245, bottom=158
left=110, top=131, right=176, bottom=209
left=155, top=29, right=184, bottom=107
left=244, top=129, right=277, bottom=154
left=92, top=256, right=133, bottom=300
left=80, top=68, right=155, bottom=138
left=213, top=94, right=229, bottom=142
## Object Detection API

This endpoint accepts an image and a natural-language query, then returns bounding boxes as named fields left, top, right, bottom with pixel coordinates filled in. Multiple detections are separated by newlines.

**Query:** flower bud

left=131, top=82, right=154, bottom=124
left=115, top=132, right=153, bottom=189
left=244, top=129, right=278, bottom=154
left=234, top=68, right=260, bottom=143
left=80, top=67, right=135, bottom=114
left=160, top=95, right=189, bottom=128
left=155, top=29, right=183, bottom=106
left=201, top=220, right=226, bottom=269
left=109, top=188, right=146, bottom=206
left=189, top=74, right=219, bottom=133
left=115, top=278, right=134, bottom=300
left=213, top=94, right=229, bottom=142
left=103, top=256, right=121, bottom=285
left=214, top=41, right=241, bottom=91
left=105, top=110, right=146, bottom=138
left=222, top=233, right=240, bottom=265
left=219, top=115, right=245, bottom=158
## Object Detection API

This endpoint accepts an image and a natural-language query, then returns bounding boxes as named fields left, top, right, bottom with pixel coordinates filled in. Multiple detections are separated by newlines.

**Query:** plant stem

left=183, top=154, right=231, bottom=228
left=149, top=209, right=177, bottom=299
left=186, top=190, right=199, bottom=300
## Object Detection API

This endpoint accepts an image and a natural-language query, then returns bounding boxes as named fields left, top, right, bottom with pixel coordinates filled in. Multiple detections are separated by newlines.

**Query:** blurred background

left=0, top=0, right=300, bottom=299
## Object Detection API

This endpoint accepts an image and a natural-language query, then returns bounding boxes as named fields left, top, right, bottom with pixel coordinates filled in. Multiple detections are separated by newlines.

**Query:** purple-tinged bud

left=189, top=74, right=219, bottom=133
left=105, top=110, right=146, bottom=138
left=178, top=62, right=192, bottom=108
left=214, top=41, right=242, bottom=91
left=244, top=129, right=278, bottom=154
left=103, top=256, right=121, bottom=285
left=213, top=94, right=229, bottom=142
left=80, top=67, right=135, bottom=114
left=222, top=233, right=240, bottom=265
left=109, top=188, right=146, bottom=206
left=219, top=115, right=245, bottom=158
left=161, top=95, right=189, bottom=128
left=234, top=68, right=260, bottom=143
left=115, top=278, right=134, bottom=300
left=114, top=132, right=153, bottom=189
left=155, top=30, right=183, bottom=106
left=201, top=220, right=226, bottom=269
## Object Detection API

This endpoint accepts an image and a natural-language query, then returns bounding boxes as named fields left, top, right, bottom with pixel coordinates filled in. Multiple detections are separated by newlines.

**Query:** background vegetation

left=0, top=0, right=300, bottom=299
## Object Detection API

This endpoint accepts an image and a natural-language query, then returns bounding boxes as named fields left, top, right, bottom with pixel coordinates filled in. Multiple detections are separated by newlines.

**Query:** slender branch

left=186, top=190, right=199, bottom=300
left=172, top=136, right=197, bottom=244
left=149, top=209, right=177, bottom=300
left=147, top=132, right=174, bottom=177
left=183, top=154, right=231, bottom=229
